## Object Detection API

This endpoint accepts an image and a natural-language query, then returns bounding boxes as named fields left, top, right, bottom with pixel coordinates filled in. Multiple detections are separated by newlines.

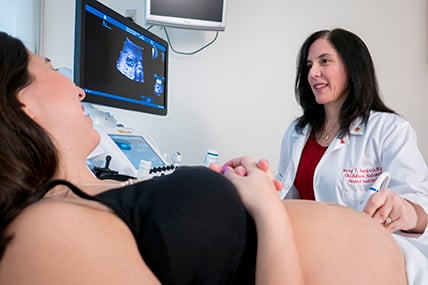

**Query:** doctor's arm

left=363, top=119, right=428, bottom=234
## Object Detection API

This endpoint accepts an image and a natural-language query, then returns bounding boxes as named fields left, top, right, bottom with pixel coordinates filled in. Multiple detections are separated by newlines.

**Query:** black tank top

left=42, top=166, right=256, bottom=285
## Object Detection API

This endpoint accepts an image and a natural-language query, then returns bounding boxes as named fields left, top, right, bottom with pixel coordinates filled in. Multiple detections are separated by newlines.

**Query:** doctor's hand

left=363, top=188, right=427, bottom=234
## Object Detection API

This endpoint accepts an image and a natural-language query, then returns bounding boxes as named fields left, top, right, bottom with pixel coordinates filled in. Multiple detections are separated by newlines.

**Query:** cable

left=163, top=27, right=219, bottom=55
left=146, top=25, right=218, bottom=55
left=145, top=25, right=219, bottom=55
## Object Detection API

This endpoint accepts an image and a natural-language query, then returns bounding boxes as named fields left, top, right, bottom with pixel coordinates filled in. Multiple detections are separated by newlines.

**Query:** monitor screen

left=108, top=134, right=166, bottom=169
left=145, top=0, right=227, bottom=31
left=74, top=0, right=169, bottom=116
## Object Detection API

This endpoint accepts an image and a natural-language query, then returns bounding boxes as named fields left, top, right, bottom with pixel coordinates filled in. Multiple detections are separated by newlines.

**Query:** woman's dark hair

left=294, top=28, right=395, bottom=136
left=0, top=32, right=59, bottom=259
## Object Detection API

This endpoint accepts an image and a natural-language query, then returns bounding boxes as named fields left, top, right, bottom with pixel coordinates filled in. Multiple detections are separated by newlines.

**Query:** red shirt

left=294, top=134, right=327, bottom=200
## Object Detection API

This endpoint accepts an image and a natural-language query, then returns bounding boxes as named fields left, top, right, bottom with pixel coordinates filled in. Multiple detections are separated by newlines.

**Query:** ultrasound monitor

left=74, top=0, right=169, bottom=116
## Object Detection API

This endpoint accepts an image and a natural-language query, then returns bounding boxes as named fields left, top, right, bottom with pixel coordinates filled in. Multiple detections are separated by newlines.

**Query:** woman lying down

left=0, top=31, right=406, bottom=284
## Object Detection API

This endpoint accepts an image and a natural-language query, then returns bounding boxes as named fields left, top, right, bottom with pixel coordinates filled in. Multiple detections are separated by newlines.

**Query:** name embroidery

left=342, top=167, right=382, bottom=184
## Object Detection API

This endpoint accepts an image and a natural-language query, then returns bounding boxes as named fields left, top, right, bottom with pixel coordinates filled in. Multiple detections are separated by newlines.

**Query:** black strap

left=40, top=179, right=98, bottom=201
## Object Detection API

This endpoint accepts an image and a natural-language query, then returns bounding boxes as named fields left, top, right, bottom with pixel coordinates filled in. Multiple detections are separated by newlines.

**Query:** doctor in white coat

left=276, top=28, right=428, bottom=283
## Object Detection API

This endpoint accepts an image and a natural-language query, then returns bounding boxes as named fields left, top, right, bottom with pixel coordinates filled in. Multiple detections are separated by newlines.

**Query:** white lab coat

left=276, top=111, right=428, bottom=282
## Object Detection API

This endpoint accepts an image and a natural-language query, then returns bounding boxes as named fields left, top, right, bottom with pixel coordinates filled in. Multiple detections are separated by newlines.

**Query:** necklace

left=80, top=176, right=152, bottom=188
left=319, top=120, right=339, bottom=142
left=321, top=132, right=330, bottom=141
left=44, top=176, right=152, bottom=199
left=44, top=188, right=70, bottom=198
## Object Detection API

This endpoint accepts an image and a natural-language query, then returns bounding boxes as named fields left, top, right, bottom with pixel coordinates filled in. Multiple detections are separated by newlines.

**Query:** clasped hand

left=209, top=157, right=282, bottom=218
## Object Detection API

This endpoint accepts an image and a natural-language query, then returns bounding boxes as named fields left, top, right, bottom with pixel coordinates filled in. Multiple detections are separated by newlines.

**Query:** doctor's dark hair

left=294, top=28, right=396, bottom=136
left=0, top=32, right=58, bottom=260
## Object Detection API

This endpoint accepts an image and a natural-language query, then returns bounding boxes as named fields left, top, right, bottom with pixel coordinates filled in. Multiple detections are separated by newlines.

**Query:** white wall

left=0, top=0, right=41, bottom=53
left=41, top=0, right=428, bottom=170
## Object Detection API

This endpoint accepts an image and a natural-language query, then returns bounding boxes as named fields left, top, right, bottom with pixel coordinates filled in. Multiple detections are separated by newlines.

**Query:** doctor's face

left=306, top=38, right=349, bottom=108
left=17, top=52, right=100, bottom=158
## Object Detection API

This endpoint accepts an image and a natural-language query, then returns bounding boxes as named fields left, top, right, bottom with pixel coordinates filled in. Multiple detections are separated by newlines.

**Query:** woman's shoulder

left=4, top=198, right=122, bottom=236
left=0, top=199, right=160, bottom=284
left=5, top=197, right=120, bottom=232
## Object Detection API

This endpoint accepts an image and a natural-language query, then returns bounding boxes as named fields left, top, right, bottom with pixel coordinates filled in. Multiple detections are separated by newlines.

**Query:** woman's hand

left=211, top=157, right=282, bottom=218
left=209, top=156, right=282, bottom=191
left=364, top=189, right=427, bottom=233
left=212, top=156, right=304, bottom=285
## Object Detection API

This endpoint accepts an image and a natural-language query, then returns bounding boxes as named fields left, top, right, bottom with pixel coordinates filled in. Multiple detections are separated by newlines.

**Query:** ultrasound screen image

left=116, top=37, right=144, bottom=83
left=79, top=4, right=167, bottom=112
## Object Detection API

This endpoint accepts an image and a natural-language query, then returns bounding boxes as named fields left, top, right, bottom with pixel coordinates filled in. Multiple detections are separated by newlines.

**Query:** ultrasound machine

left=74, top=0, right=175, bottom=180
left=86, top=123, right=177, bottom=180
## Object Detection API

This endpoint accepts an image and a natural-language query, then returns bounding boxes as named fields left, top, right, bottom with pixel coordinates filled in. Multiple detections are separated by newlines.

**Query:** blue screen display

left=74, top=0, right=169, bottom=115
left=109, top=134, right=166, bottom=168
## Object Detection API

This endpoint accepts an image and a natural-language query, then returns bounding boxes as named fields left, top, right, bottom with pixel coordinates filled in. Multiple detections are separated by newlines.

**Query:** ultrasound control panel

left=87, top=127, right=176, bottom=178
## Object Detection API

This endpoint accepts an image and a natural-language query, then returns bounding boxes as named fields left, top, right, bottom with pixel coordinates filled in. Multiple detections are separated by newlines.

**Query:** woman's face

left=17, top=53, right=100, bottom=158
left=306, top=38, right=349, bottom=108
